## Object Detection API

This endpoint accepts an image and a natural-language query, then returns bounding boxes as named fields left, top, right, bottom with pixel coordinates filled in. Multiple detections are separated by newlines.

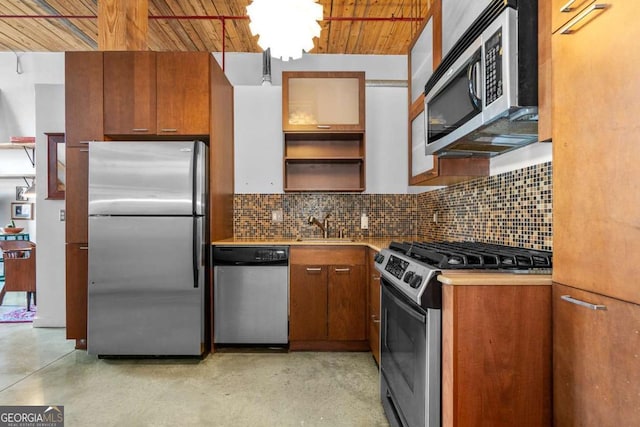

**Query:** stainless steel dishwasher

left=212, top=246, right=289, bottom=345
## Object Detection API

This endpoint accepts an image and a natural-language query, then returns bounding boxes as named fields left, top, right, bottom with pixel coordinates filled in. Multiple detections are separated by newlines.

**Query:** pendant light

left=246, top=0, right=323, bottom=61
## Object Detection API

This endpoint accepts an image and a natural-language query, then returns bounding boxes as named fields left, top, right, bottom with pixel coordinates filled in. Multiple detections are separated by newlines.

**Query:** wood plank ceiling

left=0, top=0, right=430, bottom=55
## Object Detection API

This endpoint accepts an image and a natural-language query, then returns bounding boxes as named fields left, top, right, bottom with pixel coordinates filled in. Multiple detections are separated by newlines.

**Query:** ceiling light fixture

left=246, top=0, right=323, bottom=62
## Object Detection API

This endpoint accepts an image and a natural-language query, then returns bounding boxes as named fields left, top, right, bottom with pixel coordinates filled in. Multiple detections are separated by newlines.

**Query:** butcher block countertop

left=437, top=271, right=552, bottom=286
left=211, top=237, right=411, bottom=252
left=212, top=238, right=552, bottom=285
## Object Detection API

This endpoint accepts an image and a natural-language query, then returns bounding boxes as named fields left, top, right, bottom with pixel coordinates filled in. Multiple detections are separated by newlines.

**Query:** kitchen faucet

left=308, top=213, right=331, bottom=238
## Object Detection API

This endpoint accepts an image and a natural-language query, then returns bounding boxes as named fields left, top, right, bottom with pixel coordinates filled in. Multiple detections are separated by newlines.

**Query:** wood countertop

left=211, top=237, right=416, bottom=252
left=438, top=271, right=552, bottom=286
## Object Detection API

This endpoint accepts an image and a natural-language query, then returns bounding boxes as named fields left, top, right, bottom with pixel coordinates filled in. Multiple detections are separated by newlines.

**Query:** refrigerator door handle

left=192, top=216, right=199, bottom=288
left=192, top=141, right=199, bottom=216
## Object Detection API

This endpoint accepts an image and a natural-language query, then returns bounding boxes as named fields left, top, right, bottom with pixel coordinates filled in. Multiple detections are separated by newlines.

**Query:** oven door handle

left=382, top=281, right=426, bottom=323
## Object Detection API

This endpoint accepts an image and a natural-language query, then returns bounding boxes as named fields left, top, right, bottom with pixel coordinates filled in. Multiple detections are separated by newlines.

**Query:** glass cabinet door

left=283, top=72, right=364, bottom=131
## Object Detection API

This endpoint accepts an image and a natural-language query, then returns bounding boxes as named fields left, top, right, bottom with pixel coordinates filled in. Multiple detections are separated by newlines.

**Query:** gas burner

left=375, top=241, right=552, bottom=307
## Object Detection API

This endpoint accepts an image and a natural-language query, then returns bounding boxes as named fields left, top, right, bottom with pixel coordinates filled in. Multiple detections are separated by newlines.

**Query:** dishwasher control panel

left=212, top=246, right=290, bottom=266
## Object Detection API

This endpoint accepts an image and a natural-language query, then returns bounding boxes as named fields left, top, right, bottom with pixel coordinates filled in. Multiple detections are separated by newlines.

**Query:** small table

left=0, top=234, right=30, bottom=280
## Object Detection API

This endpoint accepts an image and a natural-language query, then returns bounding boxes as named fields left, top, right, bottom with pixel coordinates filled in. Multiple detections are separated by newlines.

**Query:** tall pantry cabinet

left=64, top=52, right=234, bottom=349
left=551, top=1, right=640, bottom=425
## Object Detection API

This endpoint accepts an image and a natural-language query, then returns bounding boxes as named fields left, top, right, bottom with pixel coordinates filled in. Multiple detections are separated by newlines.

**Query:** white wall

left=33, top=84, right=65, bottom=327
left=0, top=52, right=65, bottom=326
left=227, top=53, right=410, bottom=194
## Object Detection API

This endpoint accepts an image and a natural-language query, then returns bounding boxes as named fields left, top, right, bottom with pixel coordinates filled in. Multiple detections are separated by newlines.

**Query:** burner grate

left=388, top=241, right=552, bottom=269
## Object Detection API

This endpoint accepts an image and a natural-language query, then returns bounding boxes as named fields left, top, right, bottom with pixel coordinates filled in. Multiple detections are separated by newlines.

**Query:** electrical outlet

left=360, top=213, right=369, bottom=230
left=271, top=209, right=283, bottom=223
left=59, top=209, right=66, bottom=222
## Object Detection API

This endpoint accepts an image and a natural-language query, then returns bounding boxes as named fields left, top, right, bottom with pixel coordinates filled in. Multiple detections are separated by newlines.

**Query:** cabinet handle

left=316, top=125, right=331, bottom=129
left=334, top=268, right=351, bottom=272
left=371, top=315, right=381, bottom=323
left=560, top=0, right=576, bottom=12
left=160, top=128, right=178, bottom=133
left=559, top=4, right=607, bottom=34
left=79, top=149, right=89, bottom=152
left=79, top=246, right=89, bottom=250
left=132, top=128, right=149, bottom=132
left=79, top=141, right=91, bottom=145
left=561, top=295, right=607, bottom=311
left=306, top=267, right=322, bottom=272
left=372, top=275, right=380, bottom=280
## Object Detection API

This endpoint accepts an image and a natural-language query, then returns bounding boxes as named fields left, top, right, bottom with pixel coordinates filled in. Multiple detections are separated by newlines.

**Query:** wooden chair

left=0, top=241, right=36, bottom=311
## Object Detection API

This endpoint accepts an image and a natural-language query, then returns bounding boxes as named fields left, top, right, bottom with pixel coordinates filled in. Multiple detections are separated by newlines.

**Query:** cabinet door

left=66, top=243, right=88, bottom=340
left=103, top=51, right=156, bottom=135
left=65, top=147, right=88, bottom=244
left=409, top=104, right=436, bottom=183
left=156, top=52, right=210, bottom=136
left=552, top=1, right=640, bottom=303
left=328, top=265, right=366, bottom=341
left=409, top=17, right=433, bottom=104
left=283, top=72, right=365, bottom=132
left=289, top=265, right=328, bottom=341
left=65, top=52, right=103, bottom=148
left=553, top=284, right=640, bottom=426
left=551, top=0, right=596, bottom=33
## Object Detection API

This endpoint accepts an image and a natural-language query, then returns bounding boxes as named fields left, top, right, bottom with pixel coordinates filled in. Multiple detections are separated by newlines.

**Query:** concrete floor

left=0, top=322, right=388, bottom=426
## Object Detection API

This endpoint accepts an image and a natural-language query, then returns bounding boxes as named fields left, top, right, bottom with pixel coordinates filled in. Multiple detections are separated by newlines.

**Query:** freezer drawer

left=214, top=265, right=289, bottom=344
left=88, top=216, right=205, bottom=355
left=88, top=141, right=206, bottom=216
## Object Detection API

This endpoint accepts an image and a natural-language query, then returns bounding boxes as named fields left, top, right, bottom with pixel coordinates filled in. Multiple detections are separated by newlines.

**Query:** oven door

left=380, top=277, right=441, bottom=427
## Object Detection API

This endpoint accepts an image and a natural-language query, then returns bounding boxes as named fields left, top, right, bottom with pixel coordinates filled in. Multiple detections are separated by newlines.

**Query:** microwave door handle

left=467, top=59, right=482, bottom=110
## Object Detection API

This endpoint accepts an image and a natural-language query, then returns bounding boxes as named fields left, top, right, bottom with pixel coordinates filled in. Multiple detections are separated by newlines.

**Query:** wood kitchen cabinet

left=289, top=246, right=367, bottom=351
left=65, top=148, right=89, bottom=244
left=282, top=72, right=365, bottom=132
left=103, top=51, right=156, bottom=135
left=552, top=0, right=640, bottom=304
left=538, top=0, right=552, bottom=142
left=65, top=243, right=88, bottom=346
left=103, top=51, right=210, bottom=137
left=367, top=248, right=381, bottom=365
left=553, top=284, right=640, bottom=426
left=65, top=51, right=103, bottom=347
left=282, top=72, right=366, bottom=192
left=442, top=283, right=551, bottom=427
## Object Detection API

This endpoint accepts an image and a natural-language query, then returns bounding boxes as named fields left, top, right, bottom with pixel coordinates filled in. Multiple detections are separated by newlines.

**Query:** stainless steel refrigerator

left=87, top=141, right=208, bottom=356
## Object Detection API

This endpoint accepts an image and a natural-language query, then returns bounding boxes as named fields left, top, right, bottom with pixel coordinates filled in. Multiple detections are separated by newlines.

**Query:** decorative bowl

left=1, top=227, right=24, bottom=234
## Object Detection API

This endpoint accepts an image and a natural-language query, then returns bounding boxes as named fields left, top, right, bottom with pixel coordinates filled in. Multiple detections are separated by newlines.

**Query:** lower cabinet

left=289, top=246, right=367, bottom=350
left=65, top=243, right=88, bottom=348
left=442, top=284, right=551, bottom=427
left=553, top=283, right=640, bottom=426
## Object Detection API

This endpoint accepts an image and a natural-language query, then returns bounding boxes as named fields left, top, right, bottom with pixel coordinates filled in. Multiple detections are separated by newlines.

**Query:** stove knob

left=374, top=253, right=385, bottom=264
left=403, top=271, right=414, bottom=283
left=409, top=275, right=423, bottom=288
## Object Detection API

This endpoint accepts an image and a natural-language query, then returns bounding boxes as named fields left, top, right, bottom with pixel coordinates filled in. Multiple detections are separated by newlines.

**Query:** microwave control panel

left=485, top=28, right=503, bottom=106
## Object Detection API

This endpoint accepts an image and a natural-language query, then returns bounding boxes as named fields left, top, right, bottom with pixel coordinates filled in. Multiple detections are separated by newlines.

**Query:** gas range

left=374, top=241, right=553, bottom=307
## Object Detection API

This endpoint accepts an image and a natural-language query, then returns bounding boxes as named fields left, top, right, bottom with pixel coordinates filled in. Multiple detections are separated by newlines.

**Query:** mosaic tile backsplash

left=417, top=162, right=553, bottom=251
left=234, top=193, right=417, bottom=239
left=234, top=162, right=553, bottom=251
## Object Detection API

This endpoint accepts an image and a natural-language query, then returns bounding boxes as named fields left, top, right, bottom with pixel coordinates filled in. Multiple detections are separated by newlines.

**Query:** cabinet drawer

left=290, top=246, right=365, bottom=265
left=553, top=284, right=640, bottom=426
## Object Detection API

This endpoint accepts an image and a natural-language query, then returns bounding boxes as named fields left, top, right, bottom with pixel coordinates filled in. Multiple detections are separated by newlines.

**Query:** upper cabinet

left=282, top=72, right=365, bottom=132
left=104, top=52, right=156, bottom=135
left=538, top=0, right=552, bottom=142
left=441, top=0, right=491, bottom=58
left=409, top=17, right=434, bottom=104
left=103, top=51, right=210, bottom=136
left=282, top=71, right=366, bottom=192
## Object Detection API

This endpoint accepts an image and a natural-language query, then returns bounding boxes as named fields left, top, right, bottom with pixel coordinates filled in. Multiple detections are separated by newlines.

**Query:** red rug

left=0, top=306, right=36, bottom=323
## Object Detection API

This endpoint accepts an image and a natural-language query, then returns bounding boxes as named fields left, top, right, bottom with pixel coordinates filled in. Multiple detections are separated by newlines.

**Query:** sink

left=295, top=237, right=356, bottom=243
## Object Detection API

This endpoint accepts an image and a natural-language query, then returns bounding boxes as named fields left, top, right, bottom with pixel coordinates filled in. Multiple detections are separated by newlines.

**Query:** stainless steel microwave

left=424, top=1, right=538, bottom=158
